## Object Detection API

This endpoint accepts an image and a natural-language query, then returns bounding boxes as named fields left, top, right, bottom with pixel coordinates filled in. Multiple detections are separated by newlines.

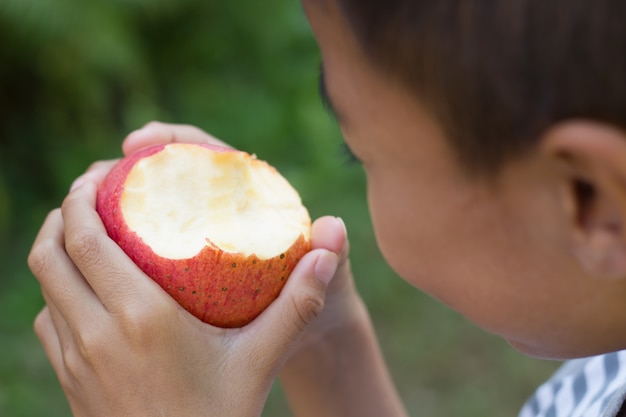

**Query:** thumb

left=244, top=248, right=339, bottom=360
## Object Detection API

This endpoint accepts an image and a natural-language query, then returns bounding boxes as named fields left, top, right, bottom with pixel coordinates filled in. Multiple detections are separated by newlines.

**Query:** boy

left=28, top=0, right=626, bottom=416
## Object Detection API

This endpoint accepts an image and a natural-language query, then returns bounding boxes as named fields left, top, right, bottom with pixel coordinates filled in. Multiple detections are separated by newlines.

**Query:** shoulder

left=519, top=351, right=626, bottom=417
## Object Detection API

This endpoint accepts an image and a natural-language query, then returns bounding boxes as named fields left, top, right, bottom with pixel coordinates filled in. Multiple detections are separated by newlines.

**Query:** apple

left=96, top=142, right=312, bottom=328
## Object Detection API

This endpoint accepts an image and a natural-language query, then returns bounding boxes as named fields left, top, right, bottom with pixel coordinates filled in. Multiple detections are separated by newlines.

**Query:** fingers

left=311, top=217, right=356, bottom=298
left=61, top=176, right=163, bottom=314
left=35, top=306, right=86, bottom=417
left=122, top=121, right=232, bottom=156
left=310, top=216, right=353, bottom=296
left=28, top=209, right=101, bottom=323
left=240, top=216, right=347, bottom=371
left=243, top=249, right=339, bottom=371
left=41, top=290, right=74, bottom=350
left=69, top=160, right=118, bottom=192
left=34, top=306, right=69, bottom=387
left=33, top=305, right=89, bottom=417
left=311, top=216, right=349, bottom=263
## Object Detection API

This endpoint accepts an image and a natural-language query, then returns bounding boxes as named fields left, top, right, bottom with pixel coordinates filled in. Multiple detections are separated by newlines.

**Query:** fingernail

left=69, top=177, right=85, bottom=192
left=314, top=251, right=339, bottom=286
left=335, top=216, right=347, bottom=236
left=333, top=217, right=348, bottom=257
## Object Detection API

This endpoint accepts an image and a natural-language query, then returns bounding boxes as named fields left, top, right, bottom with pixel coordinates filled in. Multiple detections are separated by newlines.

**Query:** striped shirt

left=519, top=351, right=626, bottom=417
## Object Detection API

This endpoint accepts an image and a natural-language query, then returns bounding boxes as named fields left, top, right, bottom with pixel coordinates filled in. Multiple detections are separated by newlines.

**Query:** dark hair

left=336, top=0, right=626, bottom=175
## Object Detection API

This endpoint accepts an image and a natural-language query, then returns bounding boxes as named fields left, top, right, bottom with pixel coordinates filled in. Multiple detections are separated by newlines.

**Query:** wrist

left=278, top=292, right=408, bottom=417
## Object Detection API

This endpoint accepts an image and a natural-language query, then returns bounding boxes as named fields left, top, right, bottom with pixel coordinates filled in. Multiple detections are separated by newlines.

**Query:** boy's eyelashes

left=318, top=65, right=342, bottom=123
left=319, top=69, right=337, bottom=120
left=339, top=141, right=360, bottom=165
left=318, top=64, right=359, bottom=165
left=318, top=64, right=358, bottom=165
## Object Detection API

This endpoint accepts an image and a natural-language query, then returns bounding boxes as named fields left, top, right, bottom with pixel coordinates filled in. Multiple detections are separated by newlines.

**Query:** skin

left=303, top=0, right=626, bottom=359
left=28, top=0, right=626, bottom=416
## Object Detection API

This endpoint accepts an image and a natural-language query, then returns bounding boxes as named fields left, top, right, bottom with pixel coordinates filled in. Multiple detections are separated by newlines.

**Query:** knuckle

left=28, top=211, right=63, bottom=277
left=28, top=242, right=52, bottom=277
left=33, top=309, right=49, bottom=338
left=118, top=310, right=151, bottom=341
left=65, top=227, right=104, bottom=267
left=291, top=292, right=325, bottom=334
left=115, top=298, right=176, bottom=346
left=67, top=327, right=108, bottom=377
left=75, top=329, right=99, bottom=360
left=61, top=338, right=85, bottom=380
left=28, top=240, right=58, bottom=279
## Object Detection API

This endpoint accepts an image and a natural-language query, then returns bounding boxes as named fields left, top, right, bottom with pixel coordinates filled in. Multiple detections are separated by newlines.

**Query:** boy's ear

left=541, top=121, right=626, bottom=280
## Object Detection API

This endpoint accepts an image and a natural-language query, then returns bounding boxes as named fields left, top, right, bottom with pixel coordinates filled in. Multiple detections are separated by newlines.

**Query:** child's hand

left=285, top=215, right=364, bottom=352
left=28, top=122, right=343, bottom=417
left=121, top=121, right=233, bottom=155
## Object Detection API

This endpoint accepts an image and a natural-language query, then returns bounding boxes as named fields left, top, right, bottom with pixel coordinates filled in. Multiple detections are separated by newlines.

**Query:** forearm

left=279, top=299, right=408, bottom=417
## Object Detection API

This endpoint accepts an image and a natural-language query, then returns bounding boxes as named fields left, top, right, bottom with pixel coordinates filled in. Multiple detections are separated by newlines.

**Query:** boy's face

left=303, top=0, right=626, bottom=359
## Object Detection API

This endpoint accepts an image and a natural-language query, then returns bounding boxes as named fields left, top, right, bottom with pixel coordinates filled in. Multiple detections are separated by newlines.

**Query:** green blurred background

left=0, top=0, right=560, bottom=416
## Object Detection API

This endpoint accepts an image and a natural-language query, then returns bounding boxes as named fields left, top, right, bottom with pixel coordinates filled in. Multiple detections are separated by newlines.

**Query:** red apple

left=96, top=143, right=312, bottom=328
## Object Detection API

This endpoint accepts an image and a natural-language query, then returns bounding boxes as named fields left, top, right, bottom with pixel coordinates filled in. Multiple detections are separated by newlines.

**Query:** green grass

left=0, top=1, right=561, bottom=416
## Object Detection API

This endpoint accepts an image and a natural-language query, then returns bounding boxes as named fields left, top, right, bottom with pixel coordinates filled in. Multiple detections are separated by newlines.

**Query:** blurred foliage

left=0, top=0, right=559, bottom=416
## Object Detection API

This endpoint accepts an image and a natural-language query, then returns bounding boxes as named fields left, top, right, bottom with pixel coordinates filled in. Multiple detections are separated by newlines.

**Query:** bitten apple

left=96, top=143, right=312, bottom=328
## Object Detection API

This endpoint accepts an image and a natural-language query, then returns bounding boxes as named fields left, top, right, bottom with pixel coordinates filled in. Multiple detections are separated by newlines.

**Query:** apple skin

left=96, top=143, right=312, bottom=328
